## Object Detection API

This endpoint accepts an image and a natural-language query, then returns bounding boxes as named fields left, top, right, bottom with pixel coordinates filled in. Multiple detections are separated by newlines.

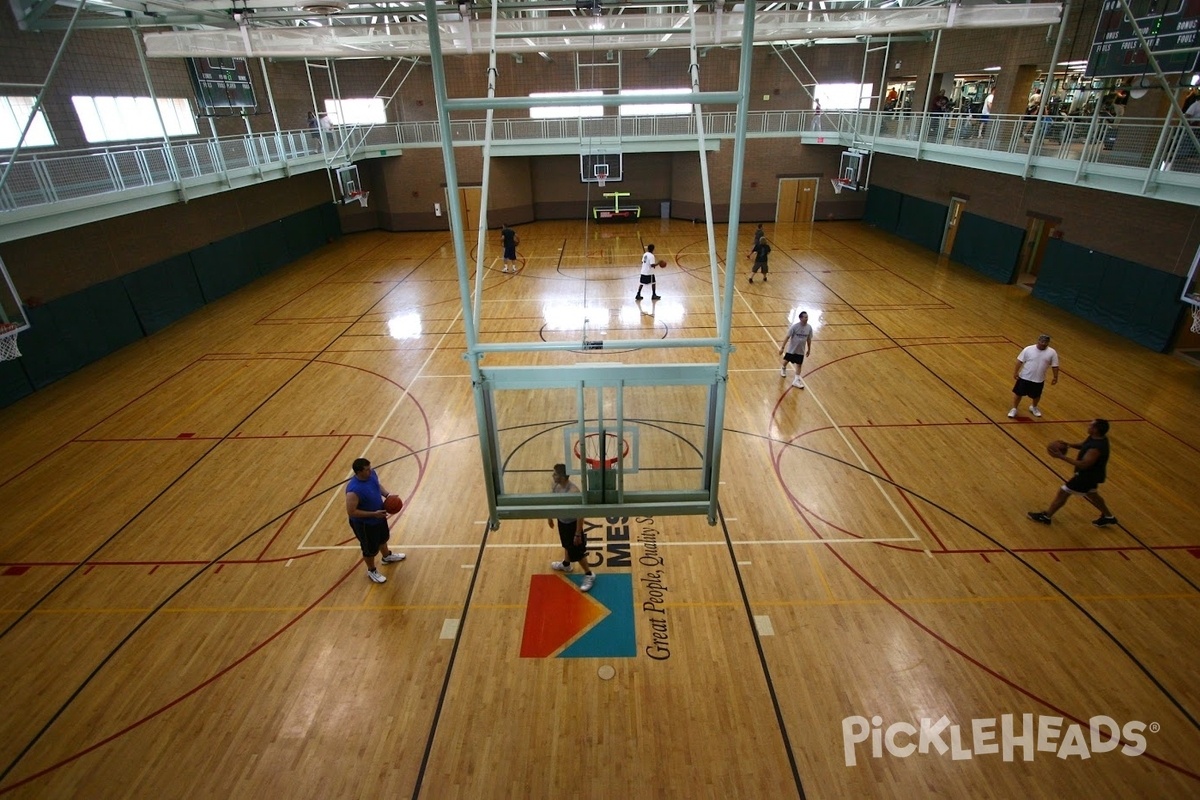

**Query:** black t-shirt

left=501, top=227, right=517, bottom=247
left=1076, top=436, right=1109, bottom=483
left=753, top=242, right=770, bottom=263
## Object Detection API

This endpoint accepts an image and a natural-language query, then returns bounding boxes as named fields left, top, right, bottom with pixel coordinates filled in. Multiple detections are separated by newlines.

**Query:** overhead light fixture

left=301, top=0, right=348, bottom=15
left=983, top=66, right=1001, bottom=72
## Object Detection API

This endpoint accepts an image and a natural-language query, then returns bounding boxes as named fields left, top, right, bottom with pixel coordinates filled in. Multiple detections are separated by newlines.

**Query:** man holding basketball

left=779, top=310, right=813, bottom=389
left=1027, top=419, right=1118, bottom=527
left=548, top=463, right=595, bottom=592
left=634, top=243, right=661, bottom=301
left=346, top=457, right=406, bottom=583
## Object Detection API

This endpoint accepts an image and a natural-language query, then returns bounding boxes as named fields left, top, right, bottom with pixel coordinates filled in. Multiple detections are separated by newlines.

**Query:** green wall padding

left=192, top=235, right=255, bottom=303
left=247, top=219, right=292, bottom=275
left=864, top=185, right=902, bottom=232
left=896, top=195, right=947, bottom=252
left=17, top=279, right=143, bottom=389
left=122, top=253, right=206, bottom=335
left=950, top=213, right=1022, bottom=283
left=1035, top=239, right=1185, bottom=351
left=2, top=201, right=343, bottom=409
left=0, top=357, right=34, bottom=406
left=283, top=205, right=332, bottom=260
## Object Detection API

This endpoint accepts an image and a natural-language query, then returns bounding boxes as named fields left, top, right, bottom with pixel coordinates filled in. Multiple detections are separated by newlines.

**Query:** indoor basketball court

left=0, top=215, right=1198, bottom=797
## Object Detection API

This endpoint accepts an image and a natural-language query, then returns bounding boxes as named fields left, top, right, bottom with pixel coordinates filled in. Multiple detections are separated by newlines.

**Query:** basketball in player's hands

left=657, top=259, right=667, bottom=268
left=1046, top=440, right=1068, bottom=457
left=384, top=494, right=404, bottom=513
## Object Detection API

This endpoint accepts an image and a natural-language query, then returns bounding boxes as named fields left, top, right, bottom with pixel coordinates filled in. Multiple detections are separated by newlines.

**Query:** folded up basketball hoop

left=0, top=323, right=22, bottom=361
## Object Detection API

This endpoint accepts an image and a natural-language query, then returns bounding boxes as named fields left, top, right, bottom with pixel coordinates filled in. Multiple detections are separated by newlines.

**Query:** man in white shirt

left=634, top=244, right=661, bottom=301
left=1008, top=334, right=1059, bottom=418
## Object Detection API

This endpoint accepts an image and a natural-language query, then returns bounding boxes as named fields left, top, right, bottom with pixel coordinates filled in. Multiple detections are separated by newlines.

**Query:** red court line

left=0, top=563, right=362, bottom=795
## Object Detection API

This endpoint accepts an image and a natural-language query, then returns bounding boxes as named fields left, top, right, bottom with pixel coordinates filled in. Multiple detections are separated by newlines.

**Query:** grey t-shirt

left=783, top=321, right=813, bottom=355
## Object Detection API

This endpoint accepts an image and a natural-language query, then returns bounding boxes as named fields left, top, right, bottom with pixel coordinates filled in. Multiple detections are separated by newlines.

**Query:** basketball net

left=0, top=323, right=21, bottom=361
left=1191, top=304, right=1200, bottom=334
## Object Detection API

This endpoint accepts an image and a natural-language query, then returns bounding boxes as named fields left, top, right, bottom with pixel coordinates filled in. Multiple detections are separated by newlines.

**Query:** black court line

left=717, top=502, right=808, bottom=799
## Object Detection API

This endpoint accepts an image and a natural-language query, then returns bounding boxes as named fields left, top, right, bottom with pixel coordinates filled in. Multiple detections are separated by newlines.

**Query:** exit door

left=775, top=178, right=818, bottom=224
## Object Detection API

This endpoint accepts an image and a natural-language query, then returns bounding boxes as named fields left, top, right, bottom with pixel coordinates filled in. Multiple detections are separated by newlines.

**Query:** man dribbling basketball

left=346, top=457, right=406, bottom=583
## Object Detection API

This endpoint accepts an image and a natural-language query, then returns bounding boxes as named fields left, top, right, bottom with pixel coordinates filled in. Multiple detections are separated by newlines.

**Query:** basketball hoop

left=830, top=178, right=854, bottom=195
left=574, top=431, right=629, bottom=470
left=1191, top=303, right=1200, bottom=334
left=344, top=190, right=369, bottom=208
left=0, top=322, right=22, bottom=361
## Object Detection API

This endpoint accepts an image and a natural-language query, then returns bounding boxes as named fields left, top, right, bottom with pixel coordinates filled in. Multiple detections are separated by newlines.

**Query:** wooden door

left=774, top=178, right=818, bottom=224
left=447, top=186, right=484, bottom=231
left=941, top=197, right=965, bottom=255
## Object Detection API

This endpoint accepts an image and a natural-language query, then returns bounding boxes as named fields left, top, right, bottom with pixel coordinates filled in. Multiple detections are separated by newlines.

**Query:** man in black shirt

left=1027, top=419, right=1118, bottom=527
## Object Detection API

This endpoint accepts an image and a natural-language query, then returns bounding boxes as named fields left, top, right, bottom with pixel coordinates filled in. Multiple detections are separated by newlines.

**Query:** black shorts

left=557, top=519, right=587, bottom=561
left=783, top=353, right=805, bottom=366
left=1065, top=474, right=1103, bottom=494
left=639, top=274, right=655, bottom=285
left=1012, top=378, right=1045, bottom=399
left=504, top=246, right=516, bottom=260
left=349, top=519, right=390, bottom=558
left=752, top=261, right=769, bottom=273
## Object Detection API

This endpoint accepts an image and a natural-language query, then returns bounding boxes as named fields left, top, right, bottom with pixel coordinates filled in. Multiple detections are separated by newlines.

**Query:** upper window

left=529, top=91, right=604, bottom=119
left=619, top=88, right=691, bottom=116
left=815, top=83, right=874, bottom=111
left=0, top=96, right=56, bottom=149
left=324, top=97, right=386, bottom=125
left=72, top=96, right=198, bottom=143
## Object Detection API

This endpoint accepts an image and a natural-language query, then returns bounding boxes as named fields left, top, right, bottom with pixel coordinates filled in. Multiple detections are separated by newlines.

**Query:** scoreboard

left=1087, top=0, right=1200, bottom=78
left=186, top=57, right=257, bottom=114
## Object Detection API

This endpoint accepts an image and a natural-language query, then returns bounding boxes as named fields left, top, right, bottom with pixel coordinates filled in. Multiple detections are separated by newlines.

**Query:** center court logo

left=519, top=571, right=636, bottom=658
left=841, top=714, right=1152, bottom=766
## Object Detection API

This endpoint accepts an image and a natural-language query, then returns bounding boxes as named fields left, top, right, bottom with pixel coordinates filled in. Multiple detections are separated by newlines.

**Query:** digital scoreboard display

left=1087, top=0, right=1200, bottom=77
left=187, top=57, right=257, bottom=113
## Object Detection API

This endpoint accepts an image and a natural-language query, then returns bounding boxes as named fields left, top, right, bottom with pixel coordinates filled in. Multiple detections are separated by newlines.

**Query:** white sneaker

left=1007, top=408, right=1017, bottom=418
left=1030, top=406, right=1042, bottom=418
left=580, top=573, right=596, bottom=593
left=791, top=377, right=805, bottom=389
left=501, top=266, right=509, bottom=273
left=551, top=560, right=574, bottom=572
left=381, top=552, right=406, bottom=563
left=367, top=569, right=386, bottom=584
left=780, top=367, right=787, bottom=377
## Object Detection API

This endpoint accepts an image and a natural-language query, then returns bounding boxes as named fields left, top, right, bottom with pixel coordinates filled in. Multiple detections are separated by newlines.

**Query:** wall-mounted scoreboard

left=187, top=57, right=257, bottom=114
left=1087, top=0, right=1200, bottom=78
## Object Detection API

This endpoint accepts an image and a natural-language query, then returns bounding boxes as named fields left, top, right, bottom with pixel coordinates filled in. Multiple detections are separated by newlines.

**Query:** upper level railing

left=3, top=109, right=1199, bottom=217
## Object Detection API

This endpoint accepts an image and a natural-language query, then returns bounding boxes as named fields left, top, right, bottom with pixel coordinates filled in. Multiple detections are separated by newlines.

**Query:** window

left=529, top=91, right=604, bottom=119
left=72, top=96, right=197, bottom=143
left=815, top=83, right=874, bottom=111
left=619, top=88, right=692, bottom=116
left=1, top=96, right=55, bottom=149
left=323, top=97, right=386, bottom=125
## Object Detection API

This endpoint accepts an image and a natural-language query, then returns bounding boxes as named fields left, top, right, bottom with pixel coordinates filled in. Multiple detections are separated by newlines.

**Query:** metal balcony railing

left=2, top=110, right=1199, bottom=216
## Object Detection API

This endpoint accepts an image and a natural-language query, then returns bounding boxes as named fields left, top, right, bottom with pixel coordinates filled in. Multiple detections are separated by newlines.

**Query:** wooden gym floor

left=0, top=219, right=1198, bottom=798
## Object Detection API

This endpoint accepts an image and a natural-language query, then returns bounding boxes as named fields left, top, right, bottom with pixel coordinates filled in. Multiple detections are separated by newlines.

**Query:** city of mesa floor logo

left=520, top=516, right=670, bottom=659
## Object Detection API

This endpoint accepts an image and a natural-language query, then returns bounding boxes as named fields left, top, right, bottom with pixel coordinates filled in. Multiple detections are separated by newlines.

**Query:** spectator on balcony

left=1113, top=88, right=1129, bottom=122
left=929, top=89, right=950, bottom=137
left=810, top=98, right=824, bottom=130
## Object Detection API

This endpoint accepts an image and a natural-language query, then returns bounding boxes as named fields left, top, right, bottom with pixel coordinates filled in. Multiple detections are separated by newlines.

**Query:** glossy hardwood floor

left=0, top=219, right=1198, bottom=798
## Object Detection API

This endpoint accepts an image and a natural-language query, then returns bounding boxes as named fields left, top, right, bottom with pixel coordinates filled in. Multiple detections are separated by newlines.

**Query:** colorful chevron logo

left=519, top=572, right=636, bottom=659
